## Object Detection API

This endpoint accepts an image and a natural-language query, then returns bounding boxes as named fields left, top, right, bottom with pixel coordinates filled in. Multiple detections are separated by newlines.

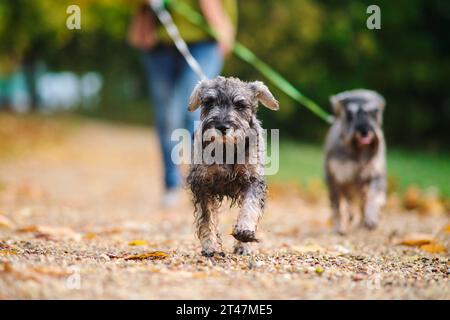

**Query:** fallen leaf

left=192, top=272, right=209, bottom=279
left=420, top=243, right=447, bottom=254
left=402, top=186, right=446, bottom=215
left=17, top=225, right=38, bottom=233
left=400, top=233, right=435, bottom=246
left=128, top=240, right=148, bottom=246
left=403, top=186, right=422, bottom=210
left=419, top=193, right=445, bottom=216
left=0, top=215, right=14, bottom=229
left=0, top=263, right=38, bottom=281
left=88, top=227, right=122, bottom=235
left=17, top=225, right=81, bottom=241
left=0, top=249, right=18, bottom=256
left=315, top=266, right=324, bottom=274
left=442, top=224, right=450, bottom=235
left=31, top=266, right=72, bottom=277
left=0, top=262, right=13, bottom=272
left=83, top=233, right=97, bottom=240
left=124, top=251, right=169, bottom=261
left=303, top=178, right=326, bottom=203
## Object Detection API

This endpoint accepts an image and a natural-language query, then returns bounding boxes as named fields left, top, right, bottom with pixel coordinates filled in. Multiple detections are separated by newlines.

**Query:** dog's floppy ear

left=371, top=91, right=386, bottom=112
left=188, top=80, right=207, bottom=112
left=329, top=94, right=345, bottom=117
left=250, top=81, right=279, bottom=111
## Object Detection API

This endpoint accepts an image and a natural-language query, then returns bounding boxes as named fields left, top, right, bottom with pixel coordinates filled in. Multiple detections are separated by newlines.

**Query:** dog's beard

left=355, top=131, right=375, bottom=147
left=341, top=127, right=379, bottom=153
left=200, top=127, right=251, bottom=165
left=346, top=130, right=380, bottom=156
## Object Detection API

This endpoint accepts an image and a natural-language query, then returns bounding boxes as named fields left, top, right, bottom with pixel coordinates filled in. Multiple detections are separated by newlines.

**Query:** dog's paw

left=201, top=250, right=225, bottom=258
left=362, top=218, right=378, bottom=230
left=233, top=243, right=252, bottom=255
left=333, top=223, right=349, bottom=236
left=334, top=228, right=348, bottom=236
left=232, top=229, right=259, bottom=243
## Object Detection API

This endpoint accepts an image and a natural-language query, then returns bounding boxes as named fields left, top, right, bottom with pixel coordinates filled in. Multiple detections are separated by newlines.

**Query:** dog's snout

left=357, top=125, right=369, bottom=137
left=215, top=122, right=230, bottom=134
left=355, top=114, right=372, bottom=137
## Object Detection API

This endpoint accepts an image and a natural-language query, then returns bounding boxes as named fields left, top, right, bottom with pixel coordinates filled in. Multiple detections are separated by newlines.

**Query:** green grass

left=269, top=141, right=450, bottom=199
left=387, top=148, right=450, bottom=197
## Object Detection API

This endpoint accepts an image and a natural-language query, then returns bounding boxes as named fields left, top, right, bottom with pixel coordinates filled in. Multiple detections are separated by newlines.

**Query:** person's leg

left=142, top=47, right=183, bottom=192
left=143, top=42, right=223, bottom=198
left=174, top=41, right=224, bottom=136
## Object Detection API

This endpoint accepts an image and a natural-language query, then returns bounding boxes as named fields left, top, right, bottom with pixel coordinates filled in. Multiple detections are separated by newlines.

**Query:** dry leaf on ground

left=0, top=263, right=39, bottom=281
left=84, top=226, right=122, bottom=235
left=31, top=266, right=72, bottom=277
left=400, top=233, right=435, bottom=246
left=403, top=186, right=422, bottom=210
left=128, top=240, right=148, bottom=246
left=17, top=225, right=38, bottom=233
left=442, top=224, right=450, bottom=234
left=123, top=251, right=169, bottom=261
left=0, top=249, right=18, bottom=256
left=83, top=233, right=97, bottom=240
left=420, top=243, right=447, bottom=254
left=400, top=233, right=447, bottom=254
left=16, top=225, right=81, bottom=241
left=402, top=186, right=446, bottom=215
left=0, top=262, right=13, bottom=272
left=420, top=195, right=446, bottom=215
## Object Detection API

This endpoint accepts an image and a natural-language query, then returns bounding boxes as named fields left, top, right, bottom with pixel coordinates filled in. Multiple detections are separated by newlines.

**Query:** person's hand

left=217, top=30, right=235, bottom=57
left=199, top=0, right=235, bottom=57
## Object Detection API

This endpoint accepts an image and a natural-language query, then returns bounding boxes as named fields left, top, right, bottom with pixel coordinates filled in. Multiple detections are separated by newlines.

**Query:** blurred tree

left=0, top=0, right=136, bottom=110
left=0, top=0, right=448, bottom=149
left=225, top=0, right=450, bottom=149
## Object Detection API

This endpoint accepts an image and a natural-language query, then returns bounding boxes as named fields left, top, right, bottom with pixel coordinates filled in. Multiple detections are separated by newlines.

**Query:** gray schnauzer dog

left=324, top=89, right=386, bottom=235
left=187, top=76, right=279, bottom=256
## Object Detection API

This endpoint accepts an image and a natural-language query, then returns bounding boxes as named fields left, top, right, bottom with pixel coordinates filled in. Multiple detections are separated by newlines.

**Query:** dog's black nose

left=356, top=124, right=370, bottom=137
left=215, top=123, right=230, bottom=134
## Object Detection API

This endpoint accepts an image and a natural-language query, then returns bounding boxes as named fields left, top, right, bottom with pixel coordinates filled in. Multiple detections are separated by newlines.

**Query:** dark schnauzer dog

left=325, top=89, right=386, bottom=235
left=187, top=76, right=279, bottom=256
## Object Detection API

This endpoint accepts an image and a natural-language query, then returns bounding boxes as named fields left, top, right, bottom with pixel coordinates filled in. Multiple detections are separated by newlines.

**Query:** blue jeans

left=143, top=41, right=224, bottom=190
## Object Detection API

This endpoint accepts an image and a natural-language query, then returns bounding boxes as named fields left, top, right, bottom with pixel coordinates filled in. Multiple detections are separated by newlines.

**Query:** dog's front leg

left=195, top=198, right=222, bottom=257
left=232, top=181, right=265, bottom=255
left=327, top=180, right=349, bottom=235
left=361, top=177, right=386, bottom=230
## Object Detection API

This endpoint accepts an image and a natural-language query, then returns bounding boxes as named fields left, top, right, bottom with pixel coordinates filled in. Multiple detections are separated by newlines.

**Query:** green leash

left=165, top=0, right=333, bottom=124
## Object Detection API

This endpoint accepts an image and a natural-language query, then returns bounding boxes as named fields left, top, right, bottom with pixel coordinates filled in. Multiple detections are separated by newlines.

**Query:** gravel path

left=0, top=120, right=448, bottom=299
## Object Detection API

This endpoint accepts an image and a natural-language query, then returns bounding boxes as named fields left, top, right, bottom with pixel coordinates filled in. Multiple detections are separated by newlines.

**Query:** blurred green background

left=0, top=0, right=449, bottom=200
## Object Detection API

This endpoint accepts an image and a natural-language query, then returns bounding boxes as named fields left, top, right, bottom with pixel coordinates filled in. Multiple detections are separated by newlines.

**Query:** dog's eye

left=234, top=100, right=247, bottom=109
left=202, top=97, right=215, bottom=108
left=345, top=110, right=353, bottom=121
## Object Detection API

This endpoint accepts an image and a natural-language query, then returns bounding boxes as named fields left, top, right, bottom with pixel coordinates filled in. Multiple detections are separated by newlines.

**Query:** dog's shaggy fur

left=187, top=76, right=279, bottom=256
left=325, top=89, right=387, bottom=234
